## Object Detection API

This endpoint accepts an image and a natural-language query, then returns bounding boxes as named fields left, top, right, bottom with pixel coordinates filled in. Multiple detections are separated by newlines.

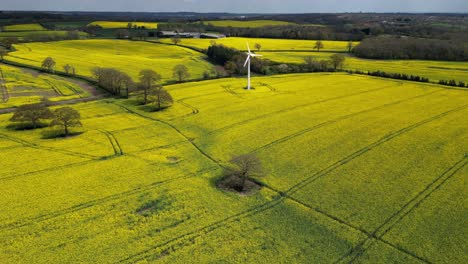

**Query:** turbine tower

left=243, top=43, right=262, bottom=90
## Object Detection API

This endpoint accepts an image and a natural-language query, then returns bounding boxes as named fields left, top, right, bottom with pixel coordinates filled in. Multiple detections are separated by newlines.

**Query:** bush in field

left=10, top=103, right=52, bottom=129
left=50, top=107, right=82, bottom=137
left=41, top=57, right=56, bottom=72
left=172, top=64, right=190, bottom=82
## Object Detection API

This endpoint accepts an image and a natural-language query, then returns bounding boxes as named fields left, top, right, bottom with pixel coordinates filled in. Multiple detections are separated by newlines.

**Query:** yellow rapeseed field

left=4, top=40, right=214, bottom=82
left=1, top=73, right=466, bottom=263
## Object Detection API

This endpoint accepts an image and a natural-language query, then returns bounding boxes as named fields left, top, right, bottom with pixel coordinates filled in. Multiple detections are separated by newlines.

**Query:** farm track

left=0, top=166, right=219, bottom=231
left=252, top=89, right=443, bottom=154
left=117, top=105, right=466, bottom=263
left=0, top=132, right=99, bottom=160
left=44, top=79, right=64, bottom=96
left=336, top=156, right=467, bottom=264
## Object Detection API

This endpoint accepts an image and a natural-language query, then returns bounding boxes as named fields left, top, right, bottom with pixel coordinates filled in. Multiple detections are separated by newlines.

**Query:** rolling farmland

left=2, top=23, right=46, bottom=31
left=4, top=40, right=214, bottom=82
left=0, top=73, right=466, bottom=263
left=197, top=20, right=296, bottom=28
left=0, top=64, right=92, bottom=108
left=88, top=21, right=159, bottom=29
left=0, top=31, right=88, bottom=40
left=158, top=37, right=358, bottom=52
left=261, top=52, right=468, bottom=82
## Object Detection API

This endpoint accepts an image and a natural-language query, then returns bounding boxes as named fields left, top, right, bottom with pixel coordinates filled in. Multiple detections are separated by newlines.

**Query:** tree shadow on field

left=6, top=122, right=49, bottom=131
left=41, top=129, right=84, bottom=139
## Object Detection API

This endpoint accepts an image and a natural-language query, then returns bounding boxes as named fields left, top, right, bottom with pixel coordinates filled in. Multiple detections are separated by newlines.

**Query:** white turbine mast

left=243, top=43, right=262, bottom=90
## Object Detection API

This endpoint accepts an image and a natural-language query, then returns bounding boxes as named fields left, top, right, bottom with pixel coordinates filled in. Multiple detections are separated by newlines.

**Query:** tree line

left=353, top=35, right=466, bottom=61
left=9, top=103, right=81, bottom=137
left=206, top=44, right=347, bottom=76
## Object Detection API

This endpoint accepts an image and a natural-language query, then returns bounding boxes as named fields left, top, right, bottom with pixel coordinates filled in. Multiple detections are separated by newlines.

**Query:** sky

left=1, top=0, right=467, bottom=13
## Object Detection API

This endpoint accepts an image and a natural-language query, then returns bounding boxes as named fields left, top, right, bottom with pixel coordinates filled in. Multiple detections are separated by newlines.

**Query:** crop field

left=0, top=30, right=88, bottom=40
left=0, top=73, right=466, bottom=263
left=0, top=64, right=91, bottom=108
left=261, top=51, right=468, bottom=82
left=158, top=37, right=358, bottom=52
left=197, top=20, right=296, bottom=28
left=2, top=23, right=46, bottom=31
left=4, top=40, right=214, bottom=82
left=88, top=21, right=158, bottom=29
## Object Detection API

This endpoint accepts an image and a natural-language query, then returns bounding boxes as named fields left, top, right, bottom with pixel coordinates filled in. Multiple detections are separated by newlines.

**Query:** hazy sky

left=1, top=0, right=467, bottom=13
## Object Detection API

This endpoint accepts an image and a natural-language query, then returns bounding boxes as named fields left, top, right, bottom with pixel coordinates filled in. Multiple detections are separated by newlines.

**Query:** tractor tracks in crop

left=0, top=132, right=99, bottom=160
left=251, top=90, right=443, bottom=154
left=335, top=156, right=467, bottom=264
left=99, top=129, right=123, bottom=156
left=206, top=85, right=398, bottom=136
left=110, top=102, right=223, bottom=167
left=171, top=100, right=200, bottom=120
left=117, top=105, right=466, bottom=264
left=0, top=166, right=219, bottom=231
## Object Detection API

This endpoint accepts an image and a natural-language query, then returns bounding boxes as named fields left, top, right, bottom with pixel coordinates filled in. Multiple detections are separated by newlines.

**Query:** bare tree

left=224, top=154, right=264, bottom=192
left=171, top=35, right=181, bottom=45
left=10, top=103, right=52, bottom=129
left=172, top=64, right=190, bottom=82
left=92, top=67, right=133, bottom=97
left=255, top=43, right=262, bottom=52
left=50, top=107, right=81, bottom=137
left=139, top=69, right=161, bottom=104
left=314, top=40, right=324, bottom=52
left=41, top=57, right=56, bottom=72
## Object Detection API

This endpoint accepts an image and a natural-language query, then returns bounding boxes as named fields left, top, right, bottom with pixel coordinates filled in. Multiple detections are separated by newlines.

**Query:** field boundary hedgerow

left=116, top=102, right=467, bottom=264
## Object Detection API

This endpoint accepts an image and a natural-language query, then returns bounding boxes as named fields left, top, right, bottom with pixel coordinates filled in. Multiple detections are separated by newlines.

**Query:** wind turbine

left=243, top=43, right=262, bottom=90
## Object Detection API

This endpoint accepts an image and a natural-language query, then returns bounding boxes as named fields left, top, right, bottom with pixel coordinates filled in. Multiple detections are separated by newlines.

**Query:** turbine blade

left=243, top=55, right=250, bottom=67
left=247, top=42, right=251, bottom=53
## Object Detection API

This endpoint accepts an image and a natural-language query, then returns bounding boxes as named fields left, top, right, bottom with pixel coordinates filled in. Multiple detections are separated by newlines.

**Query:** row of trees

left=206, top=44, right=347, bottom=76
left=10, top=103, right=81, bottom=137
left=353, top=35, right=466, bottom=61
left=0, top=31, right=82, bottom=48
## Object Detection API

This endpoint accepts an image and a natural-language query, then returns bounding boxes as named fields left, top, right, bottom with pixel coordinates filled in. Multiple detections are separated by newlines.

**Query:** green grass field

left=2, top=23, right=46, bottom=31
left=88, top=21, right=158, bottom=29
left=197, top=20, right=296, bottom=28
left=0, top=64, right=91, bottom=108
left=0, top=73, right=466, bottom=263
left=158, top=37, right=358, bottom=52
left=261, top=51, right=468, bottom=82
left=5, top=40, right=214, bottom=82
